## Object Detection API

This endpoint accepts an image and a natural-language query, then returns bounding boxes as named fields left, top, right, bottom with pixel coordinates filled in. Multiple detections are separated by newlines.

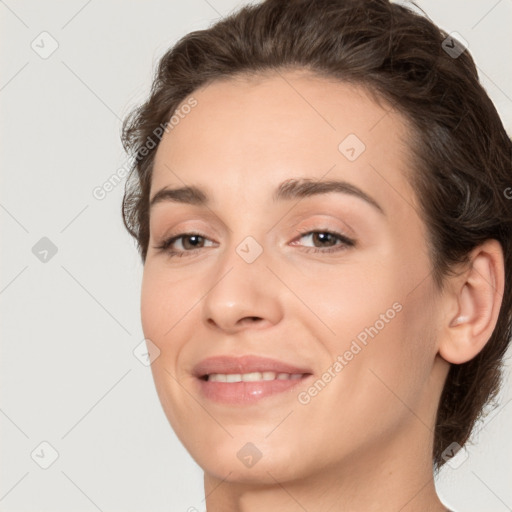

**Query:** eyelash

left=154, top=227, right=355, bottom=259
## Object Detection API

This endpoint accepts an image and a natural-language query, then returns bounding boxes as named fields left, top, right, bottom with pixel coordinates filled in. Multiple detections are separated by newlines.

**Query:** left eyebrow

left=274, top=178, right=385, bottom=215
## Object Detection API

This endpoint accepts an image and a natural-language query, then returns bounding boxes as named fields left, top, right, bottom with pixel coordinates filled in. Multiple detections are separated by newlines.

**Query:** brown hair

left=121, top=0, right=512, bottom=468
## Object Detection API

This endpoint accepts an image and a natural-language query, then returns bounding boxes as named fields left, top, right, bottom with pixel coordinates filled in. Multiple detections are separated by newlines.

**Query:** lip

left=193, top=354, right=313, bottom=377
left=193, top=355, right=314, bottom=406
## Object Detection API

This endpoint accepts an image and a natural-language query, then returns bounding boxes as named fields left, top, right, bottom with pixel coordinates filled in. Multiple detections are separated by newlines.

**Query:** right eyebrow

left=149, top=185, right=208, bottom=210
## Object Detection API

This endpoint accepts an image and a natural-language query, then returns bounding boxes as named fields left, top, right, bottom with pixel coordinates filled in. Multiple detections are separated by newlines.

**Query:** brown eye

left=181, top=235, right=206, bottom=250
left=294, top=229, right=355, bottom=250
left=310, top=232, right=338, bottom=248
left=154, top=232, right=215, bottom=258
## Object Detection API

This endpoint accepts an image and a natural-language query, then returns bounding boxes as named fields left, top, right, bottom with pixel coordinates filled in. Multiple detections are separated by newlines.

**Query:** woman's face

left=141, top=70, right=449, bottom=484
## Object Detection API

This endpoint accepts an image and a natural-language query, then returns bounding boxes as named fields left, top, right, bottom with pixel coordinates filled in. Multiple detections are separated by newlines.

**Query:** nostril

left=244, top=316, right=263, bottom=324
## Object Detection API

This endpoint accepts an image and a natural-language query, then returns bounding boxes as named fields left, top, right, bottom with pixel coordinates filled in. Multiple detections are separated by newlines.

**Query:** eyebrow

left=149, top=178, right=384, bottom=215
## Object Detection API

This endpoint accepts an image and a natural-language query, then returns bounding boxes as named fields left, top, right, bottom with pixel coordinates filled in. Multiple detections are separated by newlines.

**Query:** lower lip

left=197, top=375, right=312, bottom=405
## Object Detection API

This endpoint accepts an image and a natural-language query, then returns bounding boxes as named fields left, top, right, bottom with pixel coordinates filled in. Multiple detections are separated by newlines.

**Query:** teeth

left=207, top=371, right=304, bottom=382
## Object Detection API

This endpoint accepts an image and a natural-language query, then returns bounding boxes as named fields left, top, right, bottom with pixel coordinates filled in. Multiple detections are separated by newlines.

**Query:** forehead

left=151, top=70, right=415, bottom=213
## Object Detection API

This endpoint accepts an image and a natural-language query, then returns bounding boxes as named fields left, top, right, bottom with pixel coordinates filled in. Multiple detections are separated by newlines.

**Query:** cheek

left=298, top=257, right=400, bottom=345
left=338, top=273, right=438, bottom=419
left=307, top=248, right=436, bottom=397
left=293, top=293, right=435, bottom=463
left=140, top=270, right=163, bottom=342
left=140, top=264, right=187, bottom=341
left=140, top=264, right=196, bottom=433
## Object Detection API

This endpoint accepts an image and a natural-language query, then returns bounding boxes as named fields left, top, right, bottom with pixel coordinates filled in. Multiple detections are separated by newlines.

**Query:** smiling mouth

left=193, top=354, right=314, bottom=405
left=201, top=371, right=308, bottom=382
left=196, top=372, right=313, bottom=405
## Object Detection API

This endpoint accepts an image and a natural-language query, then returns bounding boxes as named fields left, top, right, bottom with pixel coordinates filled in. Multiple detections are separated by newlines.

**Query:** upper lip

left=193, top=355, right=313, bottom=378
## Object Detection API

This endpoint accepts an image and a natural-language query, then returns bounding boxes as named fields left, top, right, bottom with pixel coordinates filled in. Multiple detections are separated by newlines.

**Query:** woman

left=121, top=0, right=511, bottom=510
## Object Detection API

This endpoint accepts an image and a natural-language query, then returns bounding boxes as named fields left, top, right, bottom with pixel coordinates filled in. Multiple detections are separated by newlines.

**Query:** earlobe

left=439, top=239, right=505, bottom=365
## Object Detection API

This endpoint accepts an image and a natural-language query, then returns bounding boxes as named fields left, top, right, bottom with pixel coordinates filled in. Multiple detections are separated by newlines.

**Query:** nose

left=201, top=241, right=284, bottom=334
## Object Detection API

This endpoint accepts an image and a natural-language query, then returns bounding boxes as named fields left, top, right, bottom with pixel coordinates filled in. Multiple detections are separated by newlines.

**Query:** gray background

left=1, top=1, right=511, bottom=511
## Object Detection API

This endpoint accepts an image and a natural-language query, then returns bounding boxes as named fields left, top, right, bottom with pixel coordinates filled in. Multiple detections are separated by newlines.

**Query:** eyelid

left=292, top=225, right=355, bottom=243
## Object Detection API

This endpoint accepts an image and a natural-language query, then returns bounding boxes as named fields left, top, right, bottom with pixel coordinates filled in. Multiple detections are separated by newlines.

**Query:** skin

left=140, top=69, right=504, bottom=512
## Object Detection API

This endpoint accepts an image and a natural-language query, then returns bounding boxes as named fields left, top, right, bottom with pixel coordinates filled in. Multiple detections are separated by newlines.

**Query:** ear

left=438, top=239, right=505, bottom=364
